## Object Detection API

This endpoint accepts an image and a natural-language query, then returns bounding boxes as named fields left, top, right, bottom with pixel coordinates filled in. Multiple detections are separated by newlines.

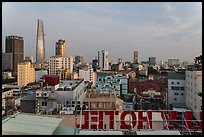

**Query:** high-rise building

left=5, top=35, right=24, bottom=75
left=133, top=51, right=139, bottom=64
left=149, top=57, right=156, bottom=66
left=185, top=70, right=202, bottom=120
left=102, top=50, right=109, bottom=70
left=18, top=61, right=35, bottom=86
left=92, top=58, right=98, bottom=71
left=2, top=52, right=13, bottom=71
left=168, top=59, right=179, bottom=68
left=36, top=19, right=45, bottom=64
left=75, top=55, right=84, bottom=65
left=49, top=56, right=73, bottom=77
left=98, top=50, right=109, bottom=70
left=55, top=39, right=66, bottom=57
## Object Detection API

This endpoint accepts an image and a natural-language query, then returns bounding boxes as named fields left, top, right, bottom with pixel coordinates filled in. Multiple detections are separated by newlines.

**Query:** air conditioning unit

left=43, top=91, right=51, bottom=97
left=36, top=92, right=42, bottom=97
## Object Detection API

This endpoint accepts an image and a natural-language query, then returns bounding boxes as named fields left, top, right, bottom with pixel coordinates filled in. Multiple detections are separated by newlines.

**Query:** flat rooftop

left=2, top=113, right=63, bottom=135
left=58, top=79, right=83, bottom=91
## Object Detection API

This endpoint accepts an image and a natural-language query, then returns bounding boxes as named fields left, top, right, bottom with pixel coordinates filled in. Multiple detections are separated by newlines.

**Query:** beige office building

left=18, top=62, right=35, bottom=86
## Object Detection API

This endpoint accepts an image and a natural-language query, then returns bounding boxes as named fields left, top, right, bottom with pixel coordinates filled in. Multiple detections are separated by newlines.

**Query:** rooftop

left=167, top=72, right=185, bottom=80
left=58, top=79, right=83, bottom=91
left=2, top=113, right=63, bottom=135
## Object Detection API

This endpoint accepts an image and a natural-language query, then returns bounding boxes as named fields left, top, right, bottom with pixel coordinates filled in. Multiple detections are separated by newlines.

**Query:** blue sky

left=2, top=2, right=202, bottom=63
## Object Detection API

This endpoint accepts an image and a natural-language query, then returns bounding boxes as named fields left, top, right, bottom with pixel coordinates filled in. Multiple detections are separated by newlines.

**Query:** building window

left=177, top=82, right=180, bottom=85
left=174, top=93, right=179, bottom=95
left=174, top=98, right=177, bottom=101
left=42, top=101, right=47, bottom=106
left=171, top=82, right=174, bottom=85
left=180, top=87, right=185, bottom=90
left=181, top=93, right=184, bottom=96
left=171, top=86, right=180, bottom=90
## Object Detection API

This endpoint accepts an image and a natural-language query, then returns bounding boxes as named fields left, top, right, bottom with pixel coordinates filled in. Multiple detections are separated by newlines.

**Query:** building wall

left=185, top=71, right=202, bottom=120
left=167, top=79, right=185, bottom=107
left=79, top=68, right=96, bottom=86
left=49, top=56, right=73, bottom=76
left=96, top=72, right=129, bottom=96
left=83, top=89, right=117, bottom=110
left=2, top=53, right=13, bottom=71
left=18, top=62, right=35, bottom=86
left=21, top=100, right=36, bottom=113
left=35, top=69, right=48, bottom=82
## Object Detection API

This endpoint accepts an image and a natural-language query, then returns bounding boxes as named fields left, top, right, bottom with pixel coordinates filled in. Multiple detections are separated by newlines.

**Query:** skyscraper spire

left=36, top=19, right=45, bottom=64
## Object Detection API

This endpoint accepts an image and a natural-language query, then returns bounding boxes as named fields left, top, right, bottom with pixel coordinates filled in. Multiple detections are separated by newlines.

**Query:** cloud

left=164, top=2, right=176, bottom=13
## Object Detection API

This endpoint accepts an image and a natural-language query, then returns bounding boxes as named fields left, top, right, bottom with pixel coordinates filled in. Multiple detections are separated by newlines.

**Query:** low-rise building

left=83, top=88, right=119, bottom=110
left=35, top=79, right=87, bottom=114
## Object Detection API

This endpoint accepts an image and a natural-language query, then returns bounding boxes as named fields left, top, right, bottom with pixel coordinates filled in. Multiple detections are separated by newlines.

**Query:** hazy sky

left=2, top=2, right=202, bottom=63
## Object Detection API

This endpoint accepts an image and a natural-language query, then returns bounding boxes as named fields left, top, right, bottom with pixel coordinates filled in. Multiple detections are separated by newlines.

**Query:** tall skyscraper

left=102, top=50, right=109, bottom=70
left=55, top=39, right=66, bottom=57
left=133, top=51, right=139, bottom=64
left=36, top=19, right=45, bottom=64
left=98, top=50, right=109, bottom=70
left=5, top=35, right=24, bottom=75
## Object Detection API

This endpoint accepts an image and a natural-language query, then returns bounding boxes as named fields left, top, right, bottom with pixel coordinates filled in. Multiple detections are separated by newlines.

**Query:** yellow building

left=18, top=62, right=35, bottom=86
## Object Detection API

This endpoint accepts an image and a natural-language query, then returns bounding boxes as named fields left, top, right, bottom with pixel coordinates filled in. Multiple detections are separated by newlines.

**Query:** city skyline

left=2, top=2, right=202, bottom=63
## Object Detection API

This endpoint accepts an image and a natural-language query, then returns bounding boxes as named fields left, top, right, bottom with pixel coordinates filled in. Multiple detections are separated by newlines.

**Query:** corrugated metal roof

left=2, top=113, right=63, bottom=135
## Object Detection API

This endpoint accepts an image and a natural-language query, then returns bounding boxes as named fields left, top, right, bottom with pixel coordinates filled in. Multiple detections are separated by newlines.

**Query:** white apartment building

left=17, top=61, right=35, bottom=86
left=48, top=56, right=73, bottom=76
left=167, top=72, right=185, bottom=108
left=79, top=68, right=97, bottom=87
left=185, top=70, right=202, bottom=120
